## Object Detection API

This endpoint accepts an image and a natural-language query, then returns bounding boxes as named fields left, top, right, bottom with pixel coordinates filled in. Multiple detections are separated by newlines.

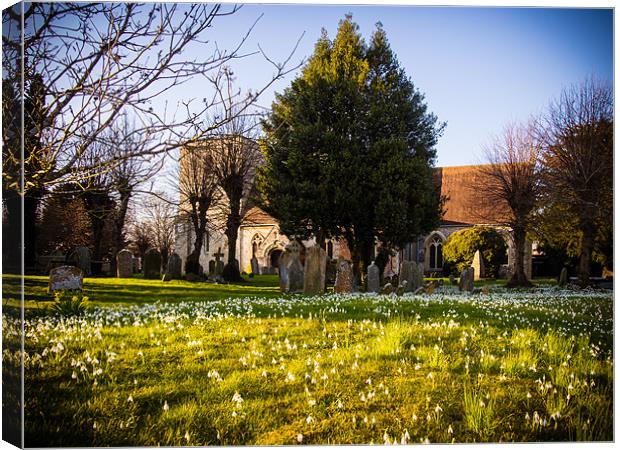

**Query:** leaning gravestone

left=49, top=266, right=83, bottom=292
left=286, top=241, right=304, bottom=293
left=472, top=250, right=485, bottom=280
left=558, top=267, right=568, bottom=287
left=334, top=259, right=355, bottom=294
left=366, top=261, right=381, bottom=293
left=459, top=267, right=474, bottom=293
left=399, top=261, right=416, bottom=293
left=303, top=245, right=327, bottom=296
left=116, top=249, right=133, bottom=278
left=74, top=246, right=91, bottom=276
left=167, top=252, right=182, bottom=279
left=143, top=248, right=162, bottom=279
left=278, top=252, right=290, bottom=292
left=251, top=256, right=260, bottom=275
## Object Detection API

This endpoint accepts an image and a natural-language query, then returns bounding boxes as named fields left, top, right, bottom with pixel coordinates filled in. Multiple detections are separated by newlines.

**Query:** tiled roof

left=434, top=165, right=510, bottom=226
left=241, top=206, right=278, bottom=226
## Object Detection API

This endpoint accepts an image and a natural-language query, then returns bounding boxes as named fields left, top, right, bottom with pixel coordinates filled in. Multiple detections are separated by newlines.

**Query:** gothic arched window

left=429, top=236, right=443, bottom=270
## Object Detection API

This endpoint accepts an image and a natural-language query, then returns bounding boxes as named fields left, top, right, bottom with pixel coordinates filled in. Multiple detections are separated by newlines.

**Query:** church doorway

left=269, top=249, right=283, bottom=268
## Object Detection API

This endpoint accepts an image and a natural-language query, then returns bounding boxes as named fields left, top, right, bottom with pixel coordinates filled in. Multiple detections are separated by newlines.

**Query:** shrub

left=442, top=226, right=507, bottom=278
left=50, top=290, right=89, bottom=317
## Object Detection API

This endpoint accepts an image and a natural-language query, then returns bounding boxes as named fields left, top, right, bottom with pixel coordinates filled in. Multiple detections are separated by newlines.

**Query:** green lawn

left=2, top=275, right=612, bottom=446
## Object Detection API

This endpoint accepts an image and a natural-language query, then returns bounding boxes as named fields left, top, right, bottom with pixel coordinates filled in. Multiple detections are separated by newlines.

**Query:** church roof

left=242, top=206, right=279, bottom=226
left=434, top=165, right=510, bottom=226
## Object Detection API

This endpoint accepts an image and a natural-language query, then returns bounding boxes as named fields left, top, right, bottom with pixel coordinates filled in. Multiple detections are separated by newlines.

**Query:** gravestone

left=278, top=252, right=290, bottom=292
left=425, top=279, right=440, bottom=295
left=208, top=260, right=216, bottom=275
left=143, top=248, right=162, bottom=279
left=167, top=252, right=182, bottom=279
left=251, top=256, right=260, bottom=275
left=472, top=250, right=485, bottom=280
left=74, top=246, right=91, bottom=276
left=213, top=249, right=225, bottom=276
left=325, top=259, right=338, bottom=285
left=116, top=249, right=133, bottom=278
left=303, top=245, right=327, bottom=296
left=412, top=262, right=425, bottom=290
left=459, top=267, right=474, bottom=293
left=398, top=261, right=416, bottom=293
left=285, top=241, right=304, bottom=293
left=558, top=267, right=568, bottom=287
left=334, top=259, right=355, bottom=294
left=366, top=261, right=380, bottom=293
left=49, top=266, right=83, bottom=292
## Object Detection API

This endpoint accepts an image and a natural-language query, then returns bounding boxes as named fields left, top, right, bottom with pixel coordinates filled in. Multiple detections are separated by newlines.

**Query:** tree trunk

left=23, top=190, right=42, bottom=269
left=186, top=232, right=204, bottom=275
left=578, top=223, right=594, bottom=287
left=223, top=193, right=243, bottom=282
left=507, top=229, right=532, bottom=288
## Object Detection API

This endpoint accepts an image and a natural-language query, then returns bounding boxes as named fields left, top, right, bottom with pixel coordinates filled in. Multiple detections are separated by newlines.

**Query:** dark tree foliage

left=257, top=17, right=444, bottom=282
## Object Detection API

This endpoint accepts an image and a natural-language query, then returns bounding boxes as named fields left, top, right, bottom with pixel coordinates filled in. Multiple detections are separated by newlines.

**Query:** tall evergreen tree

left=257, top=17, right=444, bottom=284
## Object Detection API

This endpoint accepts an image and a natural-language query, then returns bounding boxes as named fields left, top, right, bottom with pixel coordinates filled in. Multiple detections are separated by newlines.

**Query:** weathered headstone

left=459, top=267, right=474, bottom=293
left=213, top=249, right=225, bottom=276
left=278, top=252, right=290, bottom=292
left=325, top=259, right=338, bottom=285
left=366, top=261, right=381, bottom=293
left=251, top=256, right=260, bottom=275
left=472, top=250, right=485, bottom=280
left=116, top=249, right=133, bottom=278
left=143, top=248, right=162, bottom=279
left=398, top=261, right=416, bottom=293
left=285, top=241, right=304, bottom=293
left=558, top=267, right=568, bottom=287
left=334, top=259, right=355, bottom=294
left=167, top=252, right=182, bottom=279
left=303, top=245, right=327, bottom=296
left=208, top=260, right=216, bottom=275
left=74, top=246, right=91, bottom=276
left=49, top=266, right=83, bottom=292
left=449, top=274, right=456, bottom=285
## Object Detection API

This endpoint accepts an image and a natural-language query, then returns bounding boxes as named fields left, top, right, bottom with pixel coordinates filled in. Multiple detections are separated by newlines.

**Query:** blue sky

left=189, top=5, right=613, bottom=167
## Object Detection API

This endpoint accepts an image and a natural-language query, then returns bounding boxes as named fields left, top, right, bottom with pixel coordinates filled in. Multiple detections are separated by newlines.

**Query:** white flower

left=184, top=431, right=190, bottom=442
left=232, top=391, right=244, bottom=405
left=447, top=425, right=453, bottom=434
left=163, top=401, right=169, bottom=412
left=127, top=395, right=133, bottom=403
left=306, top=415, right=314, bottom=424
left=297, top=433, right=304, bottom=443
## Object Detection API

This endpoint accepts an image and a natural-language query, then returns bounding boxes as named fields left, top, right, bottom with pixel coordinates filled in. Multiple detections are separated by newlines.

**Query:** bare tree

left=203, top=82, right=262, bottom=281
left=477, top=122, right=541, bottom=287
left=2, top=3, right=302, bottom=268
left=143, top=193, right=177, bottom=272
left=127, top=219, right=154, bottom=263
left=177, top=143, right=221, bottom=275
left=537, top=78, right=613, bottom=285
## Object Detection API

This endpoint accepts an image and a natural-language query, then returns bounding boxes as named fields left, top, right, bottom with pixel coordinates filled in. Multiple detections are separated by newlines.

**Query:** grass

left=2, top=275, right=613, bottom=446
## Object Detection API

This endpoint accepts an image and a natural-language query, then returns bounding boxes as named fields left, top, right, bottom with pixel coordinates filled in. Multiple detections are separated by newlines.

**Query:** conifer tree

left=258, top=16, right=444, bottom=283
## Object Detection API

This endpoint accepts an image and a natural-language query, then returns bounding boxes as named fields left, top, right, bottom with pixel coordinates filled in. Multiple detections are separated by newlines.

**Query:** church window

left=429, top=236, right=443, bottom=270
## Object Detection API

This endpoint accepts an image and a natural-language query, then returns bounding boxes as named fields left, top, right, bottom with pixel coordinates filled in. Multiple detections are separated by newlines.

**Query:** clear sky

left=183, top=4, right=613, bottom=167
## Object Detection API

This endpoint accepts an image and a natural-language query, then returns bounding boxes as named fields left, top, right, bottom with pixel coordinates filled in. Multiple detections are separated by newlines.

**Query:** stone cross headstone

left=398, top=261, right=416, bottom=292
left=74, top=246, right=91, bottom=276
left=366, top=261, right=380, bottom=293
left=213, top=249, right=225, bottom=276
left=303, top=245, right=327, bottom=296
left=558, top=267, right=568, bottom=287
left=167, top=252, right=182, bottom=279
left=116, top=249, right=133, bottom=278
left=459, top=267, right=474, bottom=293
left=334, top=259, right=355, bottom=294
left=472, top=250, right=485, bottom=280
left=251, top=256, right=260, bottom=275
left=278, top=252, right=290, bottom=292
left=285, top=242, right=304, bottom=293
left=49, top=266, right=83, bottom=292
left=143, top=248, right=162, bottom=279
